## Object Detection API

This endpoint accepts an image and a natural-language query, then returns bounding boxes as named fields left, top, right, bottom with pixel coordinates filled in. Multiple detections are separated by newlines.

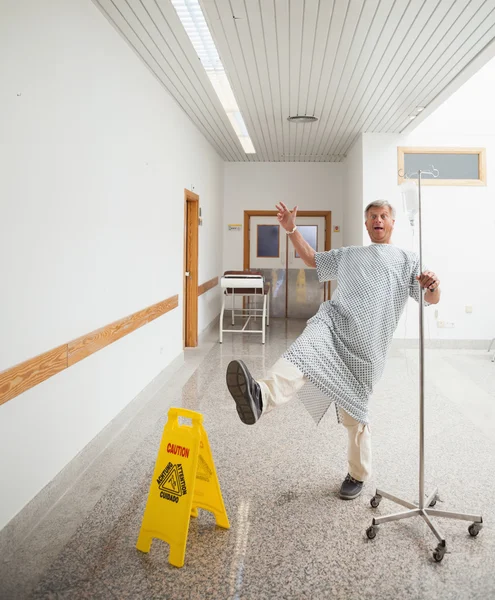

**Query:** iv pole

left=365, top=168, right=484, bottom=562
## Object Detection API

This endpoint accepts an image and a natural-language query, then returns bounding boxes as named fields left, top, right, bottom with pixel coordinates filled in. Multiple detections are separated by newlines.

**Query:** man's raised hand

left=276, top=202, right=298, bottom=232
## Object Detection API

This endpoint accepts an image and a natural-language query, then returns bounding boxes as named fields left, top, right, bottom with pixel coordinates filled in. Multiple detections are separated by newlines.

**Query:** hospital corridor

left=1, top=1, right=495, bottom=599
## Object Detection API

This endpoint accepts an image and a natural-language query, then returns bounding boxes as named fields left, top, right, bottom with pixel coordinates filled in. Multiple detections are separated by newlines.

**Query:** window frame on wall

left=397, top=147, right=486, bottom=186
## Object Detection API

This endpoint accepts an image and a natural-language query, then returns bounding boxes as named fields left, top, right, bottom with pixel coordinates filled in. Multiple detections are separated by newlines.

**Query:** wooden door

left=184, top=190, right=199, bottom=347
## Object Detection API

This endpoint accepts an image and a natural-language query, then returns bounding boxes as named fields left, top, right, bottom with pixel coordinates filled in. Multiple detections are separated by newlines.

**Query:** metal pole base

left=366, top=488, right=483, bottom=562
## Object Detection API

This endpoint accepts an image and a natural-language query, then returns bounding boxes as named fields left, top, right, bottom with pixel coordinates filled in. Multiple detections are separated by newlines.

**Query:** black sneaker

left=226, top=360, right=263, bottom=425
left=339, top=474, right=364, bottom=500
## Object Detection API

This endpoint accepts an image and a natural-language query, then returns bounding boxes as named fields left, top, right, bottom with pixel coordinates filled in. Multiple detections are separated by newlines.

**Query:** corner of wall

left=343, top=134, right=364, bottom=247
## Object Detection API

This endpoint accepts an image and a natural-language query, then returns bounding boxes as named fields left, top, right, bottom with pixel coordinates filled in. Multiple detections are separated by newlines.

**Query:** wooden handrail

left=198, top=277, right=219, bottom=297
left=0, top=295, right=179, bottom=407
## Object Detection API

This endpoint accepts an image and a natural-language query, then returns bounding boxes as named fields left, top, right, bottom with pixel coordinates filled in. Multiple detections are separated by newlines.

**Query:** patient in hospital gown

left=226, top=201, right=441, bottom=500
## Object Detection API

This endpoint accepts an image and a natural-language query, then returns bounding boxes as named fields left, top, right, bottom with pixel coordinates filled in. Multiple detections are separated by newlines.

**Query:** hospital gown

left=283, top=244, right=426, bottom=425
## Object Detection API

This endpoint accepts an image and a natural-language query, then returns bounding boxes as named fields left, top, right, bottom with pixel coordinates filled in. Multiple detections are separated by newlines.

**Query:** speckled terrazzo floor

left=2, top=319, right=495, bottom=599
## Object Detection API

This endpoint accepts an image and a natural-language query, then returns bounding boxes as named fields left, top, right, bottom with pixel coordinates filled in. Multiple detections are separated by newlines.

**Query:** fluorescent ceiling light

left=171, top=0, right=255, bottom=154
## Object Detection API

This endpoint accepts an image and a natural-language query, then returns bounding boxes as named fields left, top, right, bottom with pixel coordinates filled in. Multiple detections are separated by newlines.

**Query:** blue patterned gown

left=283, top=244, right=425, bottom=424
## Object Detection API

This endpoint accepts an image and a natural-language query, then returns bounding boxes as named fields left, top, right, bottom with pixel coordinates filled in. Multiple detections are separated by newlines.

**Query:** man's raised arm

left=276, top=202, right=316, bottom=268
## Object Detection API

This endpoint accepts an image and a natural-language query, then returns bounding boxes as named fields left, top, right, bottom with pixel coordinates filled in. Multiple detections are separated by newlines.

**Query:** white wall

left=362, top=130, right=495, bottom=340
left=343, top=135, right=364, bottom=247
left=355, top=57, right=495, bottom=341
left=223, top=162, right=344, bottom=271
left=0, top=0, right=223, bottom=530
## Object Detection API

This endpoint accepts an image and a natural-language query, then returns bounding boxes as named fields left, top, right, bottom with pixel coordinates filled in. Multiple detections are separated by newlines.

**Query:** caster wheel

left=429, top=499, right=437, bottom=508
left=468, top=523, right=481, bottom=537
left=370, top=495, right=381, bottom=508
left=366, top=525, right=377, bottom=540
left=433, top=545, right=446, bottom=562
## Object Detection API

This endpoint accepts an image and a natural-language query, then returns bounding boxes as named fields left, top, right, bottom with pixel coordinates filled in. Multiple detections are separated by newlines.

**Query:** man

left=226, top=201, right=440, bottom=500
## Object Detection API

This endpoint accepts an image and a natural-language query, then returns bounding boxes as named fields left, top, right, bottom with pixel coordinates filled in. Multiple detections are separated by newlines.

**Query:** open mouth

left=374, top=226, right=384, bottom=231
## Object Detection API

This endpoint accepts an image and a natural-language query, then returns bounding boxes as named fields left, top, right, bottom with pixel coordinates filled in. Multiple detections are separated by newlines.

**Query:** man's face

left=365, top=205, right=395, bottom=244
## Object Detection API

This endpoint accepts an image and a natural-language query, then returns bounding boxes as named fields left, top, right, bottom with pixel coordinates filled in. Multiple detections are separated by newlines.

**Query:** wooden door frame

left=243, top=210, right=332, bottom=305
left=184, top=189, right=199, bottom=347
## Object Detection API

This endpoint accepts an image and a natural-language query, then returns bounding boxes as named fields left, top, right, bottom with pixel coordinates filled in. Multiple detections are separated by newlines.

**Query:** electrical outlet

left=437, top=321, right=445, bottom=328
left=465, top=305, right=473, bottom=313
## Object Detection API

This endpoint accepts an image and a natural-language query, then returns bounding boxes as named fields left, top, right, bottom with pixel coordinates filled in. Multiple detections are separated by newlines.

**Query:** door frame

left=243, top=210, right=332, bottom=306
left=184, top=189, right=199, bottom=347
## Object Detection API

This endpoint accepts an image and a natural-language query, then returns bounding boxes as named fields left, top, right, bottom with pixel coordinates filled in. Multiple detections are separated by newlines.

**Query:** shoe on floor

left=339, top=473, right=364, bottom=500
left=226, top=360, right=263, bottom=425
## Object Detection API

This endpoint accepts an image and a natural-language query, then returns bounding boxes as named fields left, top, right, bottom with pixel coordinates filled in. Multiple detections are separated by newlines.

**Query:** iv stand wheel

left=366, top=525, right=377, bottom=540
left=370, top=495, right=382, bottom=508
left=433, top=544, right=446, bottom=563
left=468, top=523, right=482, bottom=537
left=429, top=498, right=437, bottom=508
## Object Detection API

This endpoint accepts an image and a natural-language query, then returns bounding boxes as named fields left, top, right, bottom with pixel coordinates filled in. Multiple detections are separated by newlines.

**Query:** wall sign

left=228, top=224, right=242, bottom=231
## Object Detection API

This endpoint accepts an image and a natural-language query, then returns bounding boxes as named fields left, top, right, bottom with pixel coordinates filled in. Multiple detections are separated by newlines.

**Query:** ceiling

left=412, top=51, right=495, bottom=135
left=94, top=0, right=495, bottom=162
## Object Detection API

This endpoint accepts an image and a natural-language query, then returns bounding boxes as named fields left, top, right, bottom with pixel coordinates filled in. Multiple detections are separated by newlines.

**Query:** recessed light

left=416, top=106, right=425, bottom=112
left=287, top=115, right=318, bottom=123
left=409, top=115, right=416, bottom=120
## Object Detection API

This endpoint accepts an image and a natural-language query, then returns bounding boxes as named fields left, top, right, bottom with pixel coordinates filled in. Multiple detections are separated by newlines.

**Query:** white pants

left=258, top=358, right=372, bottom=482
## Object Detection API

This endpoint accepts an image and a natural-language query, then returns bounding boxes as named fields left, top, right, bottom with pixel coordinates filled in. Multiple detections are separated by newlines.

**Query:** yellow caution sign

left=136, top=408, right=229, bottom=568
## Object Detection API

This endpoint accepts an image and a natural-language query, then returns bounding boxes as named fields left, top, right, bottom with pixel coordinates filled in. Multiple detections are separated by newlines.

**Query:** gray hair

left=364, top=200, right=396, bottom=219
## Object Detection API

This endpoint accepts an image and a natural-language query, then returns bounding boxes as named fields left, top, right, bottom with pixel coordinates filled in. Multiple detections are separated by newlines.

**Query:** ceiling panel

left=315, top=0, right=397, bottom=159
left=295, top=0, right=320, bottom=162
left=309, top=0, right=365, bottom=161
left=300, top=0, right=349, bottom=161
left=328, top=0, right=419, bottom=156
left=384, top=1, right=495, bottom=132
left=94, top=0, right=495, bottom=162
left=365, top=0, right=464, bottom=134
left=311, top=0, right=379, bottom=162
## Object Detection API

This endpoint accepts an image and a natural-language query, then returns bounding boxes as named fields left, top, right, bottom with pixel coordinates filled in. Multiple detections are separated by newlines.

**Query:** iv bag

left=400, top=180, right=418, bottom=226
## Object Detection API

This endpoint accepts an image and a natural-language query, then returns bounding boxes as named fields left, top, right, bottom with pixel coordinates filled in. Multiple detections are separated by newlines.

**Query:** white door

left=249, top=215, right=327, bottom=319
left=287, top=217, right=326, bottom=319
left=250, top=216, right=287, bottom=318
